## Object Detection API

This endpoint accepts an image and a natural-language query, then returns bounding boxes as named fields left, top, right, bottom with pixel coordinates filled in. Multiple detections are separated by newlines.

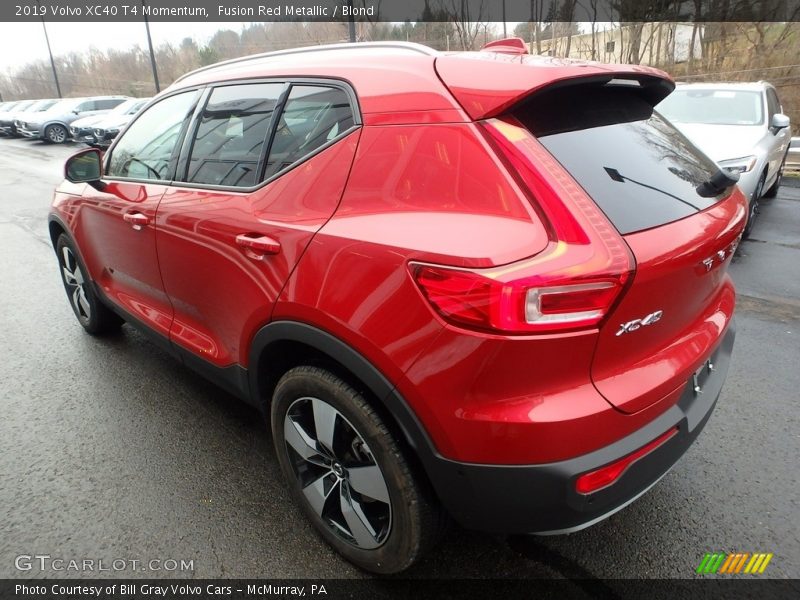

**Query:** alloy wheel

left=47, top=125, right=66, bottom=143
left=60, top=246, right=91, bottom=321
left=283, top=396, right=392, bottom=550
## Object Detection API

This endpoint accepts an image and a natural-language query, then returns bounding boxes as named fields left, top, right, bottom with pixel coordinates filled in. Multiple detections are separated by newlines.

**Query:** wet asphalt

left=0, top=137, right=797, bottom=581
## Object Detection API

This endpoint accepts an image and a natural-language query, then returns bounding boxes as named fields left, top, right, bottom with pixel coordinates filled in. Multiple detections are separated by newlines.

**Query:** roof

left=167, top=41, right=673, bottom=123
left=170, top=43, right=463, bottom=121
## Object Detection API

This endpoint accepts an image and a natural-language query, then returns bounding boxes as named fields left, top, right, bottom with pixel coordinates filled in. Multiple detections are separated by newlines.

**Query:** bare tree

left=437, top=0, right=488, bottom=50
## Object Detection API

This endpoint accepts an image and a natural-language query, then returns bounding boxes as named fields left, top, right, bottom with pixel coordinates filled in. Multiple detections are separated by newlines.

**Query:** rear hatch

left=515, top=81, right=746, bottom=413
left=438, top=55, right=747, bottom=414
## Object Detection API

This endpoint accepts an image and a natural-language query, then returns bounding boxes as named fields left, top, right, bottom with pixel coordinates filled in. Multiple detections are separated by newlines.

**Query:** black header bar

left=1, top=0, right=799, bottom=23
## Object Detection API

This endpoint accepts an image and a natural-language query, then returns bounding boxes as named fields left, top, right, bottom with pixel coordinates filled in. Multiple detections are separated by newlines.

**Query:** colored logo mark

left=696, top=552, right=773, bottom=574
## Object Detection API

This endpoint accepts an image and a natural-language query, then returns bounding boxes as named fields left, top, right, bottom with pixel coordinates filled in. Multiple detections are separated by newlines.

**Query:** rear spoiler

left=481, top=37, right=529, bottom=55
left=435, top=52, right=674, bottom=120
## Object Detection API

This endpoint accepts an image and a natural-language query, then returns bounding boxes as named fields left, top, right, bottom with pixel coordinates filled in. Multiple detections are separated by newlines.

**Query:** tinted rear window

left=515, top=84, right=724, bottom=235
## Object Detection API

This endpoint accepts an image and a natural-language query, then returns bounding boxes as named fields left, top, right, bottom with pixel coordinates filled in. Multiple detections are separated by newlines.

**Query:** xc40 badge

left=616, top=310, right=663, bottom=336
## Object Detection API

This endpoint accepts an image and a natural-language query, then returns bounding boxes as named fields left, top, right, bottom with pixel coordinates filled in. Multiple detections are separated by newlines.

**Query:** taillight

left=410, top=117, right=634, bottom=334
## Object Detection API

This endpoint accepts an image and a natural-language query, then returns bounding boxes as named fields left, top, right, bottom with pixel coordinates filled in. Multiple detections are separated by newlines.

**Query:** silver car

left=70, top=97, right=150, bottom=145
left=2, top=99, right=59, bottom=136
left=657, top=82, right=791, bottom=237
left=17, top=96, right=129, bottom=144
left=0, top=100, right=37, bottom=134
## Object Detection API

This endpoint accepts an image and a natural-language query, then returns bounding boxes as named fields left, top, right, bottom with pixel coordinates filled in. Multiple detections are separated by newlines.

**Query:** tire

left=763, top=154, right=787, bottom=198
left=271, top=366, right=443, bottom=574
left=44, top=124, right=68, bottom=144
left=55, top=234, right=123, bottom=335
left=743, top=173, right=765, bottom=240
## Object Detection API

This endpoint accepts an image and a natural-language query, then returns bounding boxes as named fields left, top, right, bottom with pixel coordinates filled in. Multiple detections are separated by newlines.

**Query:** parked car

left=49, top=41, right=746, bottom=573
left=74, top=97, right=151, bottom=147
left=0, top=99, right=37, bottom=134
left=69, top=113, right=115, bottom=145
left=1, top=98, right=59, bottom=136
left=786, top=137, right=800, bottom=172
left=18, top=95, right=129, bottom=143
left=657, top=82, right=791, bottom=237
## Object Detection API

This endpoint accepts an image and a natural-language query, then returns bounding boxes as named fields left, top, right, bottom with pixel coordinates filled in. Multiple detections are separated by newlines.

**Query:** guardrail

left=787, top=136, right=800, bottom=172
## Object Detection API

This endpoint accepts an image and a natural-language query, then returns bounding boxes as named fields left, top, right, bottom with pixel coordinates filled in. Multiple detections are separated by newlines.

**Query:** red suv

left=50, top=41, right=746, bottom=573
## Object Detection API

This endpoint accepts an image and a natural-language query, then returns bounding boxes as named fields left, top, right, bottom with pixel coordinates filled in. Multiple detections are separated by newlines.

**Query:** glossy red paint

left=62, top=180, right=174, bottom=338
left=435, top=52, right=670, bottom=120
left=593, top=189, right=746, bottom=414
left=50, top=41, right=742, bottom=479
left=155, top=130, right=360, bottom=366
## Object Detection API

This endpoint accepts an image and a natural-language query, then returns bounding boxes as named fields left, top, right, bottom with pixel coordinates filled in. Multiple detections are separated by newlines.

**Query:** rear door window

left=264, top=85, right=355, bottom=179
left=185, top=83, right=283, bottom=188
left=515, top=84, right=726, bottom=235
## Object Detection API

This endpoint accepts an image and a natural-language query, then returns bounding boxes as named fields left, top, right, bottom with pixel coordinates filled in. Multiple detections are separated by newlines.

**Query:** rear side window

left=515, top=84, right=725, bottom=235
left=264, top=85, right=354, bottom=179
left=186, top=83, right=283, bottom=188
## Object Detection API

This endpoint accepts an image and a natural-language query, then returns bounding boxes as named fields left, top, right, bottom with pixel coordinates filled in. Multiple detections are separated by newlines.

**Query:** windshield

left=657, top=89, right=764, bottom=125
left=128, top=99, right=150, bottom=114
left=11, top=100, right=35, bottom=112
left=109, top=99, right=137, bottom=115
left=45, top=99, right=82, bottom=114
left=28, top=99, right=58, bottom=112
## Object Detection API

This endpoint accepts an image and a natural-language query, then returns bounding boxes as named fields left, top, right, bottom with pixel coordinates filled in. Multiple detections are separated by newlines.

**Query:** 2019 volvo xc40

left=49, top=40, right=746, bottom=573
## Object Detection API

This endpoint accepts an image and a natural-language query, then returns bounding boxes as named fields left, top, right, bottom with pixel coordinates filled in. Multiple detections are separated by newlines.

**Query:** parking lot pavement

left=0, top=137, right=798, bottom=580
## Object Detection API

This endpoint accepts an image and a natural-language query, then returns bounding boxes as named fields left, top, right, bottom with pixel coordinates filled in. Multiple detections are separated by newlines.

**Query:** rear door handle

left=236, top=233, right=281, bottom=257
left=123, top=211, right=149, bottom=230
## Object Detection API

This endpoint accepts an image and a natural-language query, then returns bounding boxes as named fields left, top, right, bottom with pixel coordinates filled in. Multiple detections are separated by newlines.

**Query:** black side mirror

left=696, top=168, right=739, bottom=198
left=65, top=148, right=104, bottom=190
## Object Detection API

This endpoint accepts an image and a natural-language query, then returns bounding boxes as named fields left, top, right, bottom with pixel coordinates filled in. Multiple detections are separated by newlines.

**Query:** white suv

left=657, top=81, right=791, bottom=237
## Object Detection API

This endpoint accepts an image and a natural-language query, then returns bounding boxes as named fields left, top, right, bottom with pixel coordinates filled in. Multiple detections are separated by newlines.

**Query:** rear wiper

left=696, top=168, right=739, bottom=198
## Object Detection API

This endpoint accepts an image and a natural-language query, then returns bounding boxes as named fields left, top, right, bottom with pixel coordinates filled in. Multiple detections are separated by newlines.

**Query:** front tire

left=743, top=173, right=765, bottom=239
left=271, top=366, right=442, bottom=574
left=56, top=234, right=123, bottom=335
left=763, top=154, right=787, bottom=198
left=44, top=124, right=68, bottom=144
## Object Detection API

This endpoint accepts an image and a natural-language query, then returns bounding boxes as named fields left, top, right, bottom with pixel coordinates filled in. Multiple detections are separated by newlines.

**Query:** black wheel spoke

left=283, top=396, right=391, bottom=550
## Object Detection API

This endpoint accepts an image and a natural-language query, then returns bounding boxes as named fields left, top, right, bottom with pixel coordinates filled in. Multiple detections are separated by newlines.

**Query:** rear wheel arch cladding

left=248, top=322, right=442, bottom=471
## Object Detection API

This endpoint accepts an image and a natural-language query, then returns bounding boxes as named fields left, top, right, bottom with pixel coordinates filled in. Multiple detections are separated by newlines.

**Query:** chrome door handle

left=123, top=211, right=149, bottom=230
left=236, top=233, right=281, bottom=257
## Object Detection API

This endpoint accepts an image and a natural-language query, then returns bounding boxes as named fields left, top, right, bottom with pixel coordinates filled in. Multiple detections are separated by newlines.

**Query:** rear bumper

left=425, top=322, right=735, bottom=534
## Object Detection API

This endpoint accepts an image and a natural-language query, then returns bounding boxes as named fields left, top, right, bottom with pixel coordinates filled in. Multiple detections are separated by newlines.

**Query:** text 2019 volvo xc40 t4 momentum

left=49, top=40, right=746, bottom=574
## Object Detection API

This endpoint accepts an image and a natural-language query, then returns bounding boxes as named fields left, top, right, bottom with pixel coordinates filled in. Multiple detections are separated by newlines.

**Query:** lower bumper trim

left=421, top=322, right=735, bottom=534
